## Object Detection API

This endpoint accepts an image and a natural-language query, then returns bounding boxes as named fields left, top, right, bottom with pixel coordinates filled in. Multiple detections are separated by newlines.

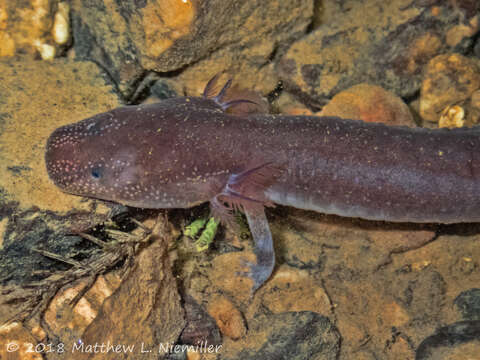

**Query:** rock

left=67, top=227, right=185, bottom=360
left=475, top=35, right=480, bottom=58
left=222, top=312, right=340, bottom=360
left=0, top=322, right=43, bottom=360
left=386, top=268, right=446, bottom=324
left=209, top=251, right=256, bottom=301
left=0, top=59, right=124, bottom=285
left=278, top=0, right=480, bottom=108
left=207, top=295, right=246, bottom=340
left=319, top=84, right=415, bottom=127
left=416, top=321, right=480, bottom=360
left=0, top=1, right=70, bottom=59
left=180, top=295, right=222, bottom=346
left=254, top=265, right=333, bottom=317
left=420, top=53, right=480, bottom=124
left=43, top=273, right=123, bottom=348
left=438, top=105, right=466, bottom=128
left=276, top=219, right=327, bottom=270
left=71, top=0, right=313, bottom=98
left=470, top=90, right=480, bottom=124
left=454, top=289, right=480, bottom=321
left=275, top=91, right=315, bottom=115
left=0, top=59, right=119, bottom=217
left=274, top=209, right=435, bottom=274
left=283, top=106, right=314, bottom=116
left=1, top=216, right=184, bottom=360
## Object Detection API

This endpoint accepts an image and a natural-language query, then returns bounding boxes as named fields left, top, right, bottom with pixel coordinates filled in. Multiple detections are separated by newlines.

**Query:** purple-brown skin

left=45, top=77, right=480, bottom=292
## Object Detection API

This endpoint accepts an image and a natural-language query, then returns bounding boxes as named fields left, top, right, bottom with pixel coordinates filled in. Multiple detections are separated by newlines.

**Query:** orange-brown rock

left=44, top=273, right=123, bottom=346
left=69, top=227, right=184, bottom=360
left=218, top=311, right=340, bottom=359
left=319, top=84, right=415, bottom=127
left=470, top=89, right=480, bottom=124
left=209, top=252, right=256, bottom=301
left=0, top=59, right=120, bottom=221
left=420, top=53, right=480, bottom=124
left=253, top=265, right=333, bottom=316
left=438, top=105, right=466, bottom=128
left=70, top=0, right=314, bottom=97
left=278, top=0, right=480, bottom=107
left=0, top=0, right=70, bottom=59
left=207, top=296, right=246, bottom=340
left=0, top=322, right=43, bottom=360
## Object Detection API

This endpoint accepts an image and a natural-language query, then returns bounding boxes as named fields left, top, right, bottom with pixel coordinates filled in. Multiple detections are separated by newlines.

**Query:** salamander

left=45, top=75, right=480, bottom=291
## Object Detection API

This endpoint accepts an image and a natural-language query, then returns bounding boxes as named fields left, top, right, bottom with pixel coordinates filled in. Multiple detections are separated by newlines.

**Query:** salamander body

left=45, top=77, right=480, bottom=290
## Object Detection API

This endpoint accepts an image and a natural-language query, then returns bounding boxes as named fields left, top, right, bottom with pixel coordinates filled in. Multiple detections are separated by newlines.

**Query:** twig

left=31, top=248, right=84, bottom=268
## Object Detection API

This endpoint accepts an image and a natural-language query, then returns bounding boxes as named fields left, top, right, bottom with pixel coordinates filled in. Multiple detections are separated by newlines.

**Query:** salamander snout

left=45, top=120, right=141, bottom=204
left=45, top=126, right=90, bottom=191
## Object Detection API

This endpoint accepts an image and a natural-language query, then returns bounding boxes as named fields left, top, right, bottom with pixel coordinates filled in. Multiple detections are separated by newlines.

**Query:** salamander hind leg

left=240, top=206, right=275, bottom=292
left=209, top=162, right=283, bottom=292
left=211, top=200, right=275, bottom=292
left=210, top=162, right=284, bottom=291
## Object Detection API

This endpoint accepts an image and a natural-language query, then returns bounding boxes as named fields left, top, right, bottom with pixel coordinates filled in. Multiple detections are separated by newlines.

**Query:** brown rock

left=70, top=225, right=185, bottom=360
left=179, top=212, right=480, bottom=358
left=210, top=252, right=256, bottom=301
left=0, top=1, right=70, bottom=59
left=71, top=0, right=313, bottom=97
left=319, top=84, right=415, bottom=127
left=207, top=296, right=246, bottom=340
left=180, top=295, right=222, bottom=346
left=0, top=59, right=120, bottom=218
left=470, top=89, right=480, bottom=124
left=383, top=301, right=410, bottom=327
left=446, top=16, right=480, bottom=47
left=275, top=91, right=314, bottom=115
left=438, top=105, right=466, bottom=128
left=186, top=351, right=202, bottom=360
left=274, top=209, right=435, bottom=274
left=282, top=106, right=314, bottom=116
left=219, top=312, right=340, bottom=359
left=0, top=322, right=42, bottom=360
left=471, top=89, right=480, bottom=109
left=420, top=53, right=480, bottom=123
left=278, top=0, right=480, bottom=107
left=254, top=265, right=333, bottom=316
left=43, top=273, right=123, bottom=347
left=419, top=340, right=480, bottom=360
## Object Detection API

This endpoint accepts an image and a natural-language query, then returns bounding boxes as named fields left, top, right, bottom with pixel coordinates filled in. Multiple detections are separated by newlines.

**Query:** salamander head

left=45, top=111, right=139, bottom=202
left=45, top=75, right=262, bottom=206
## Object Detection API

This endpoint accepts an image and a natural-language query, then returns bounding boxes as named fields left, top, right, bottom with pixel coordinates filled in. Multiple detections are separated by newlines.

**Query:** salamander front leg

left=240, top=206, right=275, bottom=292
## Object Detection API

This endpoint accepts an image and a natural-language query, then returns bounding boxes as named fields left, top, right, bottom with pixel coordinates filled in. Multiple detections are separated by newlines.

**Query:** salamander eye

left=91, top=167, right=103, bottom=179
